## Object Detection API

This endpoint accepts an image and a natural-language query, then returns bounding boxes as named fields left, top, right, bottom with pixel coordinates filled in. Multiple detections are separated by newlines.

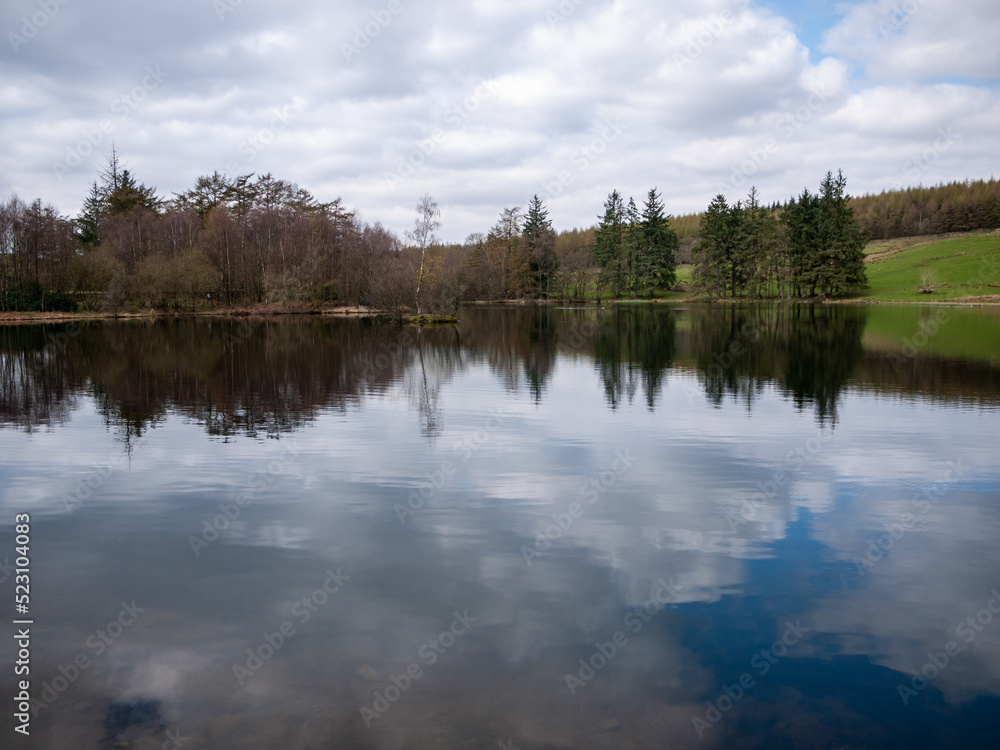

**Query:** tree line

left=2, top=151, right=995, bottom=314
left=851, top=178, right=1000, bottom=240
left=0, top=151, right=585, bottom=314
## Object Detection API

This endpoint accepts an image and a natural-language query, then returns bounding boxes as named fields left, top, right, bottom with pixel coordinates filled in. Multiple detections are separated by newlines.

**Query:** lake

left=1, top=303, right=999, bottom=749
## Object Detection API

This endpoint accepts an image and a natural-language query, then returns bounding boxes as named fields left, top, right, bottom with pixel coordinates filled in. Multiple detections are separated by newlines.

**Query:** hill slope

left=861, top=231, right=1000, bottom=302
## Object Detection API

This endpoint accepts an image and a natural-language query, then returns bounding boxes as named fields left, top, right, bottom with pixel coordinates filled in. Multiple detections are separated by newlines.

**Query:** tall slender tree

left=636, top=188, right=678, bottom=295
left=406, top=194, right=441, bottom=314
left=522, top=195, right=558, bottom=298
left=594, top=190, right=627, bottom=297
left=816, top=170, right=868, bottom=296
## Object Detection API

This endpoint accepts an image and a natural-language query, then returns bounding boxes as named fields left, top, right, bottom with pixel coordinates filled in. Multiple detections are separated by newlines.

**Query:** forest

left=1, top=151, right=997, bottom=313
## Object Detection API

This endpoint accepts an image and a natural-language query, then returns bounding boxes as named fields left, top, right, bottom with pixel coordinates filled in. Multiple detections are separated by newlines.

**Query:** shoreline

left=3, top=295, right=999, bottom=326
left=0, top=304, right=381, bottom=326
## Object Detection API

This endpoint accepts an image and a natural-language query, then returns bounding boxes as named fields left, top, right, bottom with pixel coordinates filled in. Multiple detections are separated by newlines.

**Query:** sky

left=1, top=0, right=998, bottom=242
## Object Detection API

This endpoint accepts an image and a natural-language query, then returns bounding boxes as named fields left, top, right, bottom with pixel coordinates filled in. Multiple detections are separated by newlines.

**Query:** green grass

left=860, top=232, right=1000, bottom=302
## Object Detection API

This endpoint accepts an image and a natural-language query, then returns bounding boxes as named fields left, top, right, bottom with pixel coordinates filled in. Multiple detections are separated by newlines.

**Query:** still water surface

left=1, top=304, right=999, bottom=749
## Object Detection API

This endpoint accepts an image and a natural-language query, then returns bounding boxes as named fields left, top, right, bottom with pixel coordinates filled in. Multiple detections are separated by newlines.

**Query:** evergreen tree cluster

left=693, top=171, right=868, bottom=299
left=593, top=188, right=679, bottom=298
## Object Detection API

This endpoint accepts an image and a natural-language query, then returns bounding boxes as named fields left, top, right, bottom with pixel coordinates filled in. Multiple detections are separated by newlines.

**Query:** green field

left=859, top=232, right=1000, bottom=302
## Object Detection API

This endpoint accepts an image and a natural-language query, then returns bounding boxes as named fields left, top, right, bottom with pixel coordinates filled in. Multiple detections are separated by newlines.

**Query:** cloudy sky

left=2, top=0, right=998, bottom=241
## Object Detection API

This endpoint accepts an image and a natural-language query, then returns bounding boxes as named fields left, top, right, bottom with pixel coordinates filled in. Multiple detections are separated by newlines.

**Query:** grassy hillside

left=860, top=231, right=1000, bottom=302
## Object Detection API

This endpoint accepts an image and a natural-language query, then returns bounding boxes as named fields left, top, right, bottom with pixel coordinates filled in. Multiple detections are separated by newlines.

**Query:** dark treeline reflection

left=0, top=304, right=997, bottom=435
left=591, top=305, right=677, bottom=410
left=688, top=304, right=868, bottom=423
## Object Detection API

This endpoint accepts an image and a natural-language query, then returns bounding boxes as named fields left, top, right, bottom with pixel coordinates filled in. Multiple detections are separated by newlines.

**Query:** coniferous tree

left=106, top=169, right=161, bottom=217
left=624, top=197, right=641, bottom=294
left=76, top=181, right=106, bottom=247
left=594, top=190, right=627, bottom=297
left=636, top=188, right=678, bottom=295
left=522, top=195, right=558, bottom=298
left=740, top=187, right=781, bottom=298
left=816, top=170, right=868, bottom=296
left=784, top=188, right=819, bottom=297
left=695, top=194, right=741, bottom=297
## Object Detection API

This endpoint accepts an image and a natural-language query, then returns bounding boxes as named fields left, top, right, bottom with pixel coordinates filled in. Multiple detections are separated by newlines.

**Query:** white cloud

left=822, top=0, right=1000, bottom=81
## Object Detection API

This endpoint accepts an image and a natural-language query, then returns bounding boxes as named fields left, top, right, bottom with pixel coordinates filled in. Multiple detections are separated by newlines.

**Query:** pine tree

left=106, top=169, right=160, bottom=217
left=696, top=195, right=741, bottom=297
left=76, top=181, right=106, bottom=247
left=594, top=190, right=626, bottom=297
left=522, top=195, right=558, bottom=298
left=624, top=197, right=641, bottom=294
left=636, top=188, right=678, bottom=295
left=739, top=187, right=780, bottom=298
left=816, top=170, right=868, bottom=296
left=784, top=188, right=819, bottom=297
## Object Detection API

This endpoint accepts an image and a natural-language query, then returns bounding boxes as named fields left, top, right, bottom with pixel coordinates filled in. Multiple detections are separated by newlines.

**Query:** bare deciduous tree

left=406, top=194, right=441, bottom=315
